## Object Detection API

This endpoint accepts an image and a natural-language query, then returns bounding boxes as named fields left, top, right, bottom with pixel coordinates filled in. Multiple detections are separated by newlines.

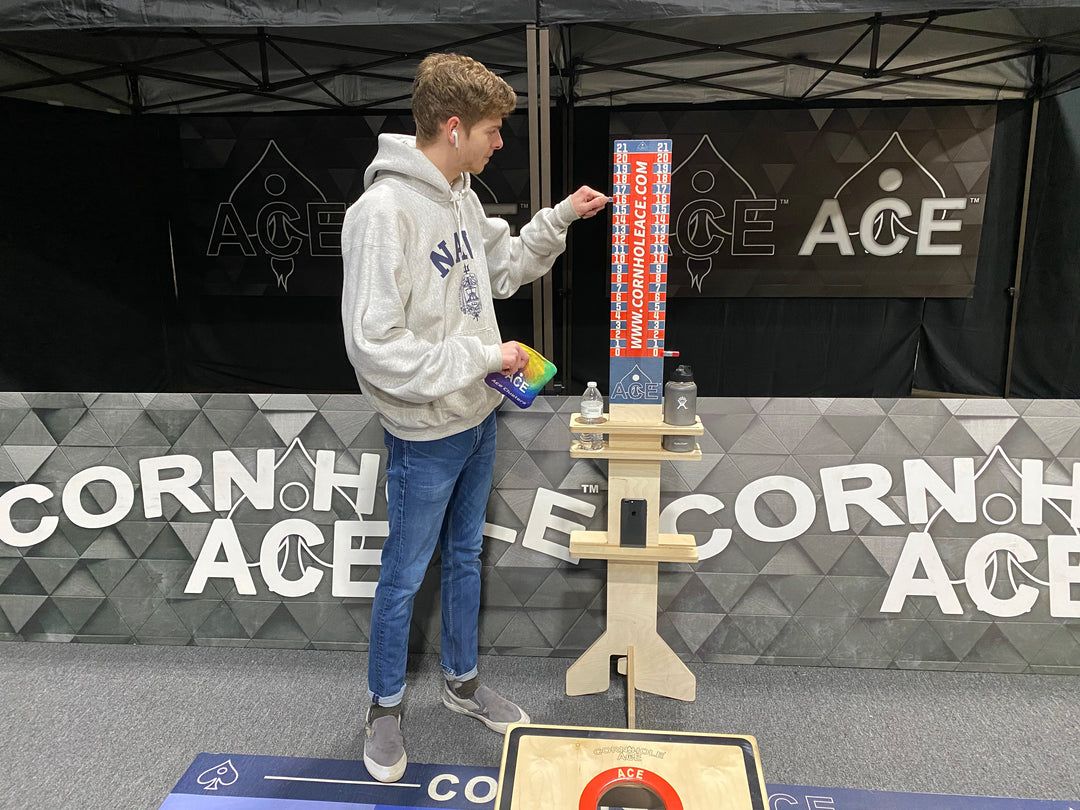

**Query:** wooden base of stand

left=565, top=556, right=696, bottom=702
left=566, top=404, right=703, bottom=706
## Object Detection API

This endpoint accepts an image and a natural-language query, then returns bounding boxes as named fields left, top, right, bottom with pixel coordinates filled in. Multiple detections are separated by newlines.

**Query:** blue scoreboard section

left=609, top=356, right=664, bottom=405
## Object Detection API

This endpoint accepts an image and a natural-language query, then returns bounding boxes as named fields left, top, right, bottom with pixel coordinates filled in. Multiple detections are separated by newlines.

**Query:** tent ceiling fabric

left=564, top=10, right=1080, bottom=104
left=0, top=24, right=533, bottom=113
left=0, top=5, right=1077, bottom=111
left=0, top=0, right=539, bottom=30
left=538, top=0, right=1080, bottom=23
left=0, top=0, right=1077, bottom=30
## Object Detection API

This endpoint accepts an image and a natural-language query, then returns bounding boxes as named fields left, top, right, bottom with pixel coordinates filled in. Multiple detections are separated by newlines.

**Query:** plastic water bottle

left=579, top=381, right=606, bottom=451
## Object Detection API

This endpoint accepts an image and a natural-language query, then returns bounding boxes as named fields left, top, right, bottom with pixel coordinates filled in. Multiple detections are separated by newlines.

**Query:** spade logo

left=836, top=132, right=946, bottom=245
left=197, top=759, right=239, bottom=791
left=671, top=135, right=776, bottom=292
left=610, top=364, right=661, bottom=402
left=205, top=141, right=346, bottom=291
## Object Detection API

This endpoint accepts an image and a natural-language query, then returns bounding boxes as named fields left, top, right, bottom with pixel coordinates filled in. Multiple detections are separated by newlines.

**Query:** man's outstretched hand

left=570, top=186, right=610, bottom=219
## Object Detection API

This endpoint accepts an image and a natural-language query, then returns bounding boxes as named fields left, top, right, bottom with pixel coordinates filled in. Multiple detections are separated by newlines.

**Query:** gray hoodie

left=341, top=133, right=579, bottom=441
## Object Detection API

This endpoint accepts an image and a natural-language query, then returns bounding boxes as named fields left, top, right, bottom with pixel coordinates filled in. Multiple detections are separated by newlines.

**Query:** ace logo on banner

left=176, top=115, right=530, bottom=297
left=174, top=114, right=390, bottom=296
left=613, top=105, right=995, bottom=298
left=203, top=141, right=348, bottom=293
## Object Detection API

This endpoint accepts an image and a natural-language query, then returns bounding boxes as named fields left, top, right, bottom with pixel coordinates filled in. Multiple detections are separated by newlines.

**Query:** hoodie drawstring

left=450, top=184, right=466, bottom=248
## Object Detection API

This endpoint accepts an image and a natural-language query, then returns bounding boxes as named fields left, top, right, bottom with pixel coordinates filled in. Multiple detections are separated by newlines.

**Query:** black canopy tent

left=1, top=1, right=1078, bottom=396
left=2, top=3, right=1078, bottom=111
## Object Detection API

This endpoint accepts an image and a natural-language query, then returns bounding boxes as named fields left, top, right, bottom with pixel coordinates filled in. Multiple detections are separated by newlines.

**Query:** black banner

left=612, top=105, right=995, bottom=298
left=176, top=114, right=532, bottom=296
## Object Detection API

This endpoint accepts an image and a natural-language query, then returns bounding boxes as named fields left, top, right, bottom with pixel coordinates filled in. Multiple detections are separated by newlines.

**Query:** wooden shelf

left=569, top=414, right=704, bottom=435
left=570, top=530, right=699, bottom=563
left=570, top=439, right=702, bottom=461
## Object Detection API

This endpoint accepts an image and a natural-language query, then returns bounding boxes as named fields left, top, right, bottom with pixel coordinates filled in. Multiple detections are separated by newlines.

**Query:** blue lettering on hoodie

left=430, top=240, right=455, bottom=277
left=430, top=229, right=475, bottom=278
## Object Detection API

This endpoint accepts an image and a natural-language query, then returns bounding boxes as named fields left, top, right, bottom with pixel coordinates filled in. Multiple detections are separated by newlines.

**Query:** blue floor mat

left=159, top=752, right=1076, bottom=810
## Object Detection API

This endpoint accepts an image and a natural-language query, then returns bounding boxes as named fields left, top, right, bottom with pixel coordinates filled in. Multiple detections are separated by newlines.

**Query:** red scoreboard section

left=609, top=139, right=671, bottom=405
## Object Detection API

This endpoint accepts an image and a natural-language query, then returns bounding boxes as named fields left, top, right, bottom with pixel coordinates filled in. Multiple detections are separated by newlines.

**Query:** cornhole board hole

left=494, top=724, right=767, bottom=809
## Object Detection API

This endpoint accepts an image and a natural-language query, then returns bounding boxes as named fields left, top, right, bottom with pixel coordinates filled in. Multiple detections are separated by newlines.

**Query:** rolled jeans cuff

left=368, top=685, right=405, bottom=707
left=442, top=665, right=478, bottom=684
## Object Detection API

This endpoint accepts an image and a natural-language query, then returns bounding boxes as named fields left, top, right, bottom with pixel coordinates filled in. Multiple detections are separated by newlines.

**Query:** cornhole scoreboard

left=567, top=139, right=703, bottom=709
left=609, top=138, right=671, bottom=402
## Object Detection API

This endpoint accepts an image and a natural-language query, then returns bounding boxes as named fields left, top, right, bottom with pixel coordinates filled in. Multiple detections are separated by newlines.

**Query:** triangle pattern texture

left=0, top=394, right=1074, bottom=674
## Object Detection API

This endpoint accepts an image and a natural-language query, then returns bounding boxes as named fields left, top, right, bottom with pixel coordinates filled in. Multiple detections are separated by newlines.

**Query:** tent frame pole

left=528, top=25, right=555, bottom=372
left=1004, top=48, right=1047, bottom=396
left=1004, top=95, right=1042, bottom=397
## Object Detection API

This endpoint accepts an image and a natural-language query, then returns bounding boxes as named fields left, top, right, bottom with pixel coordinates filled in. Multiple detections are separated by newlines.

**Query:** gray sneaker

left=442, top=677, right=530, bottom=733
left=363, top=704, right=406, bottom=783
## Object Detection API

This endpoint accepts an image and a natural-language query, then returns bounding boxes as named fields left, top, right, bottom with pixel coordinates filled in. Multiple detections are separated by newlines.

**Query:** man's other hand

left=571, top=186, right=610, bottom=219
left=500, top=341, right=529, bottom=376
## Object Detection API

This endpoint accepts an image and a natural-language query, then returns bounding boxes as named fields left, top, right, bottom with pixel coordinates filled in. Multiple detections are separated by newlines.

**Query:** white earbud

left=452, top=129, right=459, bottom=148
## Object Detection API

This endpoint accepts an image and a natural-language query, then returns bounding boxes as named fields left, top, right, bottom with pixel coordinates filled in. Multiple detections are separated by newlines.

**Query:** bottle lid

left=671, top=364, right=694, bottom=382
left=586, top=381, right=597, bottom=387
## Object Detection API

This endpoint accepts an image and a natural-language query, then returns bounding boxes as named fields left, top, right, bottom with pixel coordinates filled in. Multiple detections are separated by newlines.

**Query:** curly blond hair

left=412, top=53, right=517, bottom=144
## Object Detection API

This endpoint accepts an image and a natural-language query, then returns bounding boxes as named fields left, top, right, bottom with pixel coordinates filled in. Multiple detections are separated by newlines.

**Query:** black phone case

left=620, top=498, right=647, bottom=547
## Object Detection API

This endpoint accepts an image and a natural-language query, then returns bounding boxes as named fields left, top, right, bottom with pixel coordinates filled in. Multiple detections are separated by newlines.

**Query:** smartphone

left=620, top=498, right=647, bottom=547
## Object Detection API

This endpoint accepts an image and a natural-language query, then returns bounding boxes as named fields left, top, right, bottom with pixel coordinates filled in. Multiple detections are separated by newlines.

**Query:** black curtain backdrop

left=173, top=110, right=541, bottom=393
left=0, top=99, right=174, bottom=391
left=1010, top=89, right=1080, bottom=398
left=0, top=94, right=1072, bottom=397
left=914, top=101, right=1030, bottom=396
left=172, top=111, right=386, bottom=392
left=566, top=102, right=1028, bottom=397
left=178, top=296, right=356, bottom=391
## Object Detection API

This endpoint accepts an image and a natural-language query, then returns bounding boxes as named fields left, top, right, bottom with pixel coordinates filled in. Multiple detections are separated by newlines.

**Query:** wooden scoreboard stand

left=501, top=141, right=768, bottom=810
left=567, top=139, right=703, bottom=709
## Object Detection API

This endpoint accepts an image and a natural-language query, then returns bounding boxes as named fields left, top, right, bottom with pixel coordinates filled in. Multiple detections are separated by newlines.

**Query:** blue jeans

left=367, top=410, right=497, bottom=706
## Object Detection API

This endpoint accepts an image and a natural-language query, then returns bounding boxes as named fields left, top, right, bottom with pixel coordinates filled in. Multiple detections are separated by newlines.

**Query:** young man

left=340, top=52, right=607, bottom=783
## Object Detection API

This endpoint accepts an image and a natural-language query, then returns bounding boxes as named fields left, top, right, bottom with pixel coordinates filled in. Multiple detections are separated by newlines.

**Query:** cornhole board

left=493, top=724, right=767, bottom=809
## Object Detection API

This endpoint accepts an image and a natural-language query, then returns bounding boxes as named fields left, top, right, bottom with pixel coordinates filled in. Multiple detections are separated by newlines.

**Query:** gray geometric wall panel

left=1, top=393, right=1079, bottom=676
